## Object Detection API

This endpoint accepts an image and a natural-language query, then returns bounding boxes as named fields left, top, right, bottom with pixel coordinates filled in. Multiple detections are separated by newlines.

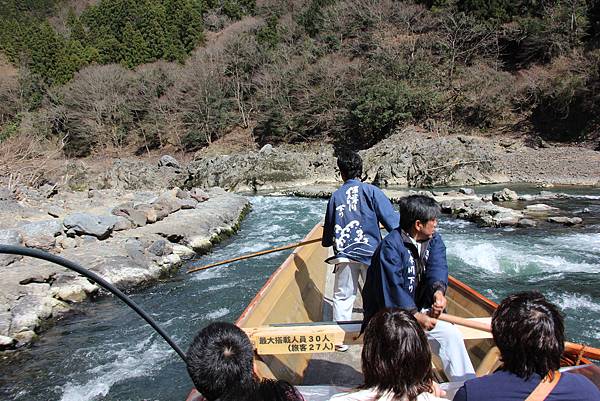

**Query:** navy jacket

left=362, top=229, right=448, bottom=326
left=322, top=179, right=399, bottom=266
left=453, top=370, right=600, bottom=401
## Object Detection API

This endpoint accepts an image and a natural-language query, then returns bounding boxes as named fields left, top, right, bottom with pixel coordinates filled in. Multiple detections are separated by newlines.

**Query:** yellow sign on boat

left=255, top=333, right=336, bottom=354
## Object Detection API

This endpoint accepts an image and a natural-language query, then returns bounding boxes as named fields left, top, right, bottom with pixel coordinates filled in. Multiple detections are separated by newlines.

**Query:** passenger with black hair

left=186, top=322, right=258, bottom=401
left=362, top=195, right=475, bottom=382
left=330, top=308, right=447, bottom=401
left=322, top=150, right=399, bottom=351
left=453, top=291, right=600, bottom=401
left=186, top=322, right=306, bottom=401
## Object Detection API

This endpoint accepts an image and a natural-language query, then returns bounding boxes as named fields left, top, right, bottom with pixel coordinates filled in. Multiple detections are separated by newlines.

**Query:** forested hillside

left=1, top=0, right=599, bottom=169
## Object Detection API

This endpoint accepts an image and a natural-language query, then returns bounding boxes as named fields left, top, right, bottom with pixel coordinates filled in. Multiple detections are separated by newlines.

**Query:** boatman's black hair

left=186, top=322, right=256, bottom=401
left=398, top=195, right=441, bottom=232
left=336, top=150, right=363, bottom=180
left=492, top=291, right=564, bottom=379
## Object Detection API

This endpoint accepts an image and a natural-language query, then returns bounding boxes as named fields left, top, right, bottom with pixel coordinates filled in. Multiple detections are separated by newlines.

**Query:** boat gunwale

left=236, top=222, right=323, bottom=327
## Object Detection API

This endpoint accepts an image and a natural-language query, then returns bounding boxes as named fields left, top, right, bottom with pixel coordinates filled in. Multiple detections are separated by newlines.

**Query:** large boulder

left=492, top=188, right=518, bottom=202
left=547, top=216, right=583, bottom=226
left=63, top=213, right=118, bottom=239
left=158, top=155, right=182, bottom=169
left=18, top=220, right=63, bottom=250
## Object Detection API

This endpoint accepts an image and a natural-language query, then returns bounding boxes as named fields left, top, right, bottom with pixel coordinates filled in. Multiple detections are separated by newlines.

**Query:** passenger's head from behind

left=492, top=291, right=564, bottom=379
left=186, top=322, right=256, bottom=401
left=399, top=195, right=441, bottom=240
left=336, top=150, right=363, bottom=181
left=362, top=308, right=433, bottom=401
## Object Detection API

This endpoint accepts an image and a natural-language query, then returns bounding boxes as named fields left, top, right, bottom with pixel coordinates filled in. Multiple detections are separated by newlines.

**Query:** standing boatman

left=322, top=150, right=399, bottom=351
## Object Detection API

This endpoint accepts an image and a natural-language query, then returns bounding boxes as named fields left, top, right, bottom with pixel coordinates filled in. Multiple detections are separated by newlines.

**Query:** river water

left=0, top=187, right=599, bottom=400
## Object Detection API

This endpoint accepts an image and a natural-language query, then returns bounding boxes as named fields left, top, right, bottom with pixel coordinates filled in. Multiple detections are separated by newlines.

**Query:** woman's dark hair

left=398, top=195, right=441, bottom=232
left=186, top=322, right=256, bottom=401
left=362, top=308, right=433, bottom=401
left=253, top=379, right=304, bottom=401
left=336, top=150, right=363, bottom=180
left=492, top=291, right=564, bottom=379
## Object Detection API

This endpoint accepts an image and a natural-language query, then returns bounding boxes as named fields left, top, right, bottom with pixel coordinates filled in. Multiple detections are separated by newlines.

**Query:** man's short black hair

left=336, top=150, right=363, bottom=180
left=398, top=195, right=441, bottom=232
left=186, top=322, right=256, bottom=400
left=492, top=291, right=564, bottom=379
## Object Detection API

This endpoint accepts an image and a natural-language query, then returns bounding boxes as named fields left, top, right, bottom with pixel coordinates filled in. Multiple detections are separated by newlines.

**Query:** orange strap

left=525, top=371, right=561, bottom=401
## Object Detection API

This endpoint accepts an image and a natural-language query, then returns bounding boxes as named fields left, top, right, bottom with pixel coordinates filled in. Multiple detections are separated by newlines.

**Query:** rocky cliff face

left=185, top=129, right=510, bottom=191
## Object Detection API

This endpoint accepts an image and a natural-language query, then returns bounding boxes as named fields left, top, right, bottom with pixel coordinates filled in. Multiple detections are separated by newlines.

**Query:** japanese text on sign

left=255, top=333, right=336, bottom=354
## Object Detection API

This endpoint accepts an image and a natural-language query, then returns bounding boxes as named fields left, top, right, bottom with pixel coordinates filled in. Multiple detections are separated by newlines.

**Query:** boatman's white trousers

left=426, top=320, right=477, bottom=382
left=333, top=261, right=367, bottom=322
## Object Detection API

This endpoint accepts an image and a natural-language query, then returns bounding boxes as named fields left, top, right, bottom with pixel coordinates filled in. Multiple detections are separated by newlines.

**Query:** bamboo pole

left=186, top=237, right=322, bottom=274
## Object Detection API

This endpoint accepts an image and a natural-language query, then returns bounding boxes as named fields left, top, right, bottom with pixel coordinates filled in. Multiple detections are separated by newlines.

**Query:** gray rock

left=134, top=204, right=157, bottom=223
left=50, top=275, right=98, bottom=303
left=19, top=220, right=63, bottom=250
left=177, top=198, right=198, bottom=209
left=112, top=216, right=133, bottom=231
left=190, top=188, right=209, bottom=202
left=158, top=155, right=181, bottom=169
left=147, top=239, right=172, bottom=256
left=459, top=188, right=475, bottom=195
left=525, top=204, right=559, bottom=212
left=547, top=216, right=583, bottom=226
left=112, top=205, right=148, bottom=227
left=47, top=205, right=65, bottom=218
left=154, top=189, right=181, bottom=214
left=63, top=213, right=116, bottom=239
left=152, top=203, right=171, bottom=221
left=80, top=235, right=99, bottom=244
left=492, top=188, right=518, bottom=202
left=517, top=218, right=537, bottom=228
left=259, top=144, right=274, bottom=155
left=493, top=212, right=520, bottom=227
left=0, top=229, right=23, bottom=265
left=14, top=330, right=37, bottom=345
left=175, top=188, right=189, bottom=199
left=56, top=235, right=77, bottom=250
left=0, top=335, right=15, bottom=350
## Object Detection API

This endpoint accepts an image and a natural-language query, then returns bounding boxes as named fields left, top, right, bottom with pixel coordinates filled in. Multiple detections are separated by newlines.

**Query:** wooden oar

left=186, top=237, right=322, bottom=274
left=439, top=313, right=600, bottom=361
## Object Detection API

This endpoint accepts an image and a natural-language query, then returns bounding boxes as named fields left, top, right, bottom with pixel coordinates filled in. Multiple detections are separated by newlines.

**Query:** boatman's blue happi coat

left=322, top=179, right=399, bottom=266
left=362, top=229, right=449, bottom=326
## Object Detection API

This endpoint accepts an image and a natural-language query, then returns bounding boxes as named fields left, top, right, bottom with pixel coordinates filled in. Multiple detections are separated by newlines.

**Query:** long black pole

left=0, top=244, right=188, bottom=363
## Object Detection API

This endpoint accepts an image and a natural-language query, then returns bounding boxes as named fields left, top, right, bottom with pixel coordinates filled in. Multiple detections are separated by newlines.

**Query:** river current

left=0, top=187, right=599, bottom=400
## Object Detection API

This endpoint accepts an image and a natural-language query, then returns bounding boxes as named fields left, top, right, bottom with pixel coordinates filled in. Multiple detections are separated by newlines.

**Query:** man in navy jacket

left=363, top=195, right=475, bottom=381
left=322, top=150, right=399, bottom=350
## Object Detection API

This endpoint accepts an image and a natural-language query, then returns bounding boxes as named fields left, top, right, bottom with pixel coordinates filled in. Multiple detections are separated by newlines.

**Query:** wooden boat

left=187, top=223, right=600, bottom=400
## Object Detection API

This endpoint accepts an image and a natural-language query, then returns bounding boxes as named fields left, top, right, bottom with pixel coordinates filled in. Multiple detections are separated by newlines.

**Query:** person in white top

left=330, top=308, right=448, bottom=401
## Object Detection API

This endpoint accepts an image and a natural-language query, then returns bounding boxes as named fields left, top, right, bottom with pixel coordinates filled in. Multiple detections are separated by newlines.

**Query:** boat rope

left=0, top=244, right=188, bottom=364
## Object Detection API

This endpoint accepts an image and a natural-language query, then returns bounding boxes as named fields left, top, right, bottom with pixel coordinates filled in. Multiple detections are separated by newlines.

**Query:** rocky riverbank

left=279, top=186, right=588, bottom=229
left=0, top=186, right=249, bottom=350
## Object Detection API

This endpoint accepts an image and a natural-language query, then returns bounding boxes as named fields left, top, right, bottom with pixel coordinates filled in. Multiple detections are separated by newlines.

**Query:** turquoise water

left=0, top=191, right=599, bottom=400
